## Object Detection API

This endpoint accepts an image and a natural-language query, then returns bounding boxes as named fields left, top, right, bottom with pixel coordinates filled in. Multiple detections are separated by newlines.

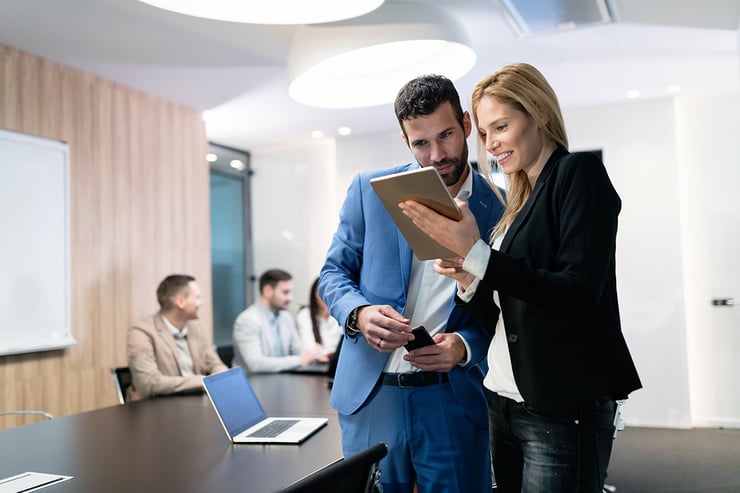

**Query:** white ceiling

left=1, top=0, right=738, bottom=151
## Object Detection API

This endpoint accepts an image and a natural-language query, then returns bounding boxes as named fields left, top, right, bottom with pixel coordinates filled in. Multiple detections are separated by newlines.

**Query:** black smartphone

left=404, top=325, right=436, bottom=351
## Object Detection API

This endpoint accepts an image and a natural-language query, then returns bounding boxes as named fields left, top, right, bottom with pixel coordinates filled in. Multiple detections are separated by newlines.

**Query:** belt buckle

left=397, top=374, right=413, bottom=389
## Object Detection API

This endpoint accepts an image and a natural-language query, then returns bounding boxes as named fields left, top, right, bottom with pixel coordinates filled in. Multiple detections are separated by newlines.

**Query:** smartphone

left=404, top=325, right=436, bottom=351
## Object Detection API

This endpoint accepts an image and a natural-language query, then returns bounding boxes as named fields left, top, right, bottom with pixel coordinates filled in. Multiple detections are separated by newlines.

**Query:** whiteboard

left=0, top=128, right=75, bottom=356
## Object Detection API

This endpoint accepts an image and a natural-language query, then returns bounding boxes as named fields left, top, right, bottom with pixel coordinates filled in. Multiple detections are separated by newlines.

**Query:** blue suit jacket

left=319, top=163, right=504, bottom=427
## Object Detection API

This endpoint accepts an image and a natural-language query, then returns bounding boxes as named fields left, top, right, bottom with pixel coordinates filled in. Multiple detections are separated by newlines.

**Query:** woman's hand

left=399, top=198, right=480, bottom=258
left=434, top=258, right=475, bottom=291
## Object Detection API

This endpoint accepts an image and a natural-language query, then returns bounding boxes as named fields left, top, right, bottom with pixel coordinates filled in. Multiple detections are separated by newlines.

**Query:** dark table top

left=0, top=373, right=341, bottom=493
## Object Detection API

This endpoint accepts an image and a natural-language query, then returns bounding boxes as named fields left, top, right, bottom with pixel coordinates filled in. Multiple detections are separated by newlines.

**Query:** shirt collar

left=257, top=302, right=281, bottom=322
left=162, top=314, right=189, bottom=340
left=456, top=164, right=474, bottom=201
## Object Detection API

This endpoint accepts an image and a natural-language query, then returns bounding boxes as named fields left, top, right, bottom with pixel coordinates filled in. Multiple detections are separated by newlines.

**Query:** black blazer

left=466, top=147, right=641, bottom=414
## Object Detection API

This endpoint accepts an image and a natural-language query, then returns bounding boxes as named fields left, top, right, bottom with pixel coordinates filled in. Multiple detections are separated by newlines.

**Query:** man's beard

left=437, top=144, right=468, bottom=186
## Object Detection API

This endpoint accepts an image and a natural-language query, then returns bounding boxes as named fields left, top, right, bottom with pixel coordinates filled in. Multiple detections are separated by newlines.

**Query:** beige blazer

left=127, top=314, right=228, bottom=401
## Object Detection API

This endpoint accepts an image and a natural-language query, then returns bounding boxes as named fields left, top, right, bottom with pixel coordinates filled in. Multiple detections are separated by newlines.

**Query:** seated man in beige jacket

left=127, top=274, right=227, bottom=401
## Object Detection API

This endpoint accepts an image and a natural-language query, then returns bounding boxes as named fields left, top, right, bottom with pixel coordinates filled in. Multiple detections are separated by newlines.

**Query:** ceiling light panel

left=137, top=0, right=384, bottom=24
left=287, top=2, right=476, bottom=109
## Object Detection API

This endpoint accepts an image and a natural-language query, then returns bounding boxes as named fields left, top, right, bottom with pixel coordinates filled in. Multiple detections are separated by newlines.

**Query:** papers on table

left=0, top=472, right=73, bottom=492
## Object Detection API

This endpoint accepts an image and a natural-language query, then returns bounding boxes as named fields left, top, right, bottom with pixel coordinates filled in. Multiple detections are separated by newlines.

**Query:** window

left=208, top=143, right=254, bottom=348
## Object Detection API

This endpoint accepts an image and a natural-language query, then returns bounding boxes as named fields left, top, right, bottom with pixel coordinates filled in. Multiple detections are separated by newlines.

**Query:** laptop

left=286, top=361, right=329, bottom=375
left=203, top=367, right=328, bottom=444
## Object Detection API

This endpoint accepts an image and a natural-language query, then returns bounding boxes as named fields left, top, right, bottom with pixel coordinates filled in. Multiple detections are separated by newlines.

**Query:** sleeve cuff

left=462, top=239, right=491, bottom=279
left=456, top=239, right=490, bottom=302
left=453, top=333, right=472, bottom=367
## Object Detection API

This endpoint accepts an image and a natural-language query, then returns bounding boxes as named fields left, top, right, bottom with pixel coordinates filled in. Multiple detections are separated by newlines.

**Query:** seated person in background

left=233, top=269, right=327, bottom=373
left=296, top=277, right=342, bottom=358
left=127, top=274, right=228, bottom=401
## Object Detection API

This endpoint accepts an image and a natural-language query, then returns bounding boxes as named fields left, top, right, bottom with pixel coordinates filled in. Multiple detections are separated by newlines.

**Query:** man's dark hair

left=394, top=74, right=465, bottom=136
left=156, top=274, right=195, bottom=310
left=259, top=269, right=292, bottom=293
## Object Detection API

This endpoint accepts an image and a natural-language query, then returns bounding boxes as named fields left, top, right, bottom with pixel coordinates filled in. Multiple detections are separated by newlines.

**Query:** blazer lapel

left=501, top=147, right=566, bottom=253
left=468, top=172, right=496, bottom=241
left=154, top=314, right=182, bottom=373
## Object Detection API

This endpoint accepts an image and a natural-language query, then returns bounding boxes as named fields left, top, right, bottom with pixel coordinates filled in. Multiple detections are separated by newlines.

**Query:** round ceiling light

left=287, top=2, right=476, bottom=108
left=137, top=0, right=385, bottom=24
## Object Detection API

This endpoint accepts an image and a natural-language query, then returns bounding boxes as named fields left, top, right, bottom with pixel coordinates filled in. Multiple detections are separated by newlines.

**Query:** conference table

left=0, top=373, right=343, bottom=492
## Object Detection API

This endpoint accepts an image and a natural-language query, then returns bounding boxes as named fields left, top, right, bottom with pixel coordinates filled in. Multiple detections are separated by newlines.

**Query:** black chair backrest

left=111, top=367, right=132, bottom=405
left=216, top=345, right=234, bottom=367
left=280, top=442, right=387, bottom=493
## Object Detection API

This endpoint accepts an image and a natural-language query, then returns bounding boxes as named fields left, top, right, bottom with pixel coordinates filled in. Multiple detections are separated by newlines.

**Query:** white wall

left=250, top=93, right=740, bottom=428
left=565, top=99, right=692, bottom=427
left=334, top=130, right=413, bottom=204
left=250, top=139, right=337, bottom=313
left=674, top=92, right=740, bottom=427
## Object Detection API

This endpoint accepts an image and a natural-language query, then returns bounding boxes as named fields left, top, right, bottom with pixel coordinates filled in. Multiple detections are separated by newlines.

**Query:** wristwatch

left=346, top=306, right=363, bottom=335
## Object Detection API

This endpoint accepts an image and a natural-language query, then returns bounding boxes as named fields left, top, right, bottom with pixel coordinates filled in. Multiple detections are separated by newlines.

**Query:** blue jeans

left=486, top=389, right=616, bottom=493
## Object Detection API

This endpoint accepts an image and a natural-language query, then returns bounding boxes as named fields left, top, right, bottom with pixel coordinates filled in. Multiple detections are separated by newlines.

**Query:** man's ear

left=463, top=111, right=472, bottom=138
left=173, top=294, right=185, bottom=309
left=400, top=130, right=409, bottom=149
left=262, top=285, right=273, bottom=299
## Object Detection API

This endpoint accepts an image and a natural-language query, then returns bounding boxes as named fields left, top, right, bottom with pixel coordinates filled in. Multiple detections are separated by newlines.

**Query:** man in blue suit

left=319, top=75, right=505, bottom=493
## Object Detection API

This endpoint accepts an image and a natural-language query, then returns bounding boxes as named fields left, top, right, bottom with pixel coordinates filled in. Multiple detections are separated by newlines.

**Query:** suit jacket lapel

left=501, top=147, right=566, bottom=253
left=154, top=314, right=182, bottom=373
left=188, top=321, right=204, bottom=372
left=468, top=172, right=497, bottom=241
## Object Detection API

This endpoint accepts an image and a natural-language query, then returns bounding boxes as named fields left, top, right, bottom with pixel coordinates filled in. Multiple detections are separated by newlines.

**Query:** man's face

left=401, top=101, right=472, bottom=193
left=265, top=280, right=293, bottom=312
left=175, top=281, right=201, bottom=320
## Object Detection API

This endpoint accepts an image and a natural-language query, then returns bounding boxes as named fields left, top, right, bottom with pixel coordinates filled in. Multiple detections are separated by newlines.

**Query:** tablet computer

left=370, top=166, right=462, bottom=260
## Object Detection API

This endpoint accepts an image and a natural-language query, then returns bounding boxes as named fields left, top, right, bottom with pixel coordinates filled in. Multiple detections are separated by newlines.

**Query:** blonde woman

left=401, top=63, right=641, bottom=493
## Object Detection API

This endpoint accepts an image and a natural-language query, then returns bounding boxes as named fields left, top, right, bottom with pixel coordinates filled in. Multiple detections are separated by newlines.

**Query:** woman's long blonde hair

left=472, top=63, right=568, bottom=241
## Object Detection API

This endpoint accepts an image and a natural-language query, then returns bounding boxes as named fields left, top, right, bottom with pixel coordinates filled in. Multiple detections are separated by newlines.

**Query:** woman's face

left=475, top=95, right=548, bottom=181
left=315, top=290, right=329, bottom=316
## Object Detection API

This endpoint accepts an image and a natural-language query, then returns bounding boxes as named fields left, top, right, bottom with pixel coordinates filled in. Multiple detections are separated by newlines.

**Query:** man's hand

left=356, top=305, right=413, bottom=353
left=300, top=345, right=330, bottom=366
left=403, top=333, right=466, bottom=371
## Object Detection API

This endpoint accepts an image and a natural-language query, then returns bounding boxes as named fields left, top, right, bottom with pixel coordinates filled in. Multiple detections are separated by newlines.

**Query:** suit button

left=508, top=334, right=518, bottom=343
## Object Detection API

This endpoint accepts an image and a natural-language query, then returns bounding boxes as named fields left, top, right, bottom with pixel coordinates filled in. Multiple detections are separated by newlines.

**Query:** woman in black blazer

left=401, top=63, right=641, bottom=493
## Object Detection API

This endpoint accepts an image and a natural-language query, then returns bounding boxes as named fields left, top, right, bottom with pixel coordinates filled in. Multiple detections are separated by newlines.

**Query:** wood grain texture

left=0, top=45, right=211, bottom=429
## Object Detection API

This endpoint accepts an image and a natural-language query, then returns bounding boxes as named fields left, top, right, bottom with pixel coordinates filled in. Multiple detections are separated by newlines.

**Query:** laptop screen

left=204, top=368, right=267, bottom=436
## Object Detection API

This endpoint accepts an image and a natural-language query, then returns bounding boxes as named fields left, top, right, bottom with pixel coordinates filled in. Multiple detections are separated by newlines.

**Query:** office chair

left=111, top=367, right=133, bottom=405
left=280, top=442, right=387, bottom=493
left=216, top=345, right=234, bottom=367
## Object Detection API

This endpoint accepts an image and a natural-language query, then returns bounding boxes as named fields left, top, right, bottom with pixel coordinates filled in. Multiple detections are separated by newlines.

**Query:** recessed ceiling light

left=205, top=153, right=218, bottom=162
left=626, top=89, right=641, bottom=99
left=137, top=0, right=384, bottom=24
left=337, top=127, right=352, bottom=136
left=230, top=159, right=245, bottom=171
left=311, top=130, right=324, bottom=139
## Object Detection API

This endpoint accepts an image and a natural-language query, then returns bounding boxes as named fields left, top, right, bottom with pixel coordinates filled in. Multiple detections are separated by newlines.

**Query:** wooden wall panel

left=0, top=45, right=211, bottom=429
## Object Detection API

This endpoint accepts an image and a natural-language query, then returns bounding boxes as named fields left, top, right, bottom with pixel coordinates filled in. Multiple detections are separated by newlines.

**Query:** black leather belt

left=381, top=372, right=449, bottom=388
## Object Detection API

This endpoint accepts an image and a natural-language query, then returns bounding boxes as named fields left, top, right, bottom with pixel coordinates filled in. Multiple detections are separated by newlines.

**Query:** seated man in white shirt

left=232, top=269, right=327, bottom=373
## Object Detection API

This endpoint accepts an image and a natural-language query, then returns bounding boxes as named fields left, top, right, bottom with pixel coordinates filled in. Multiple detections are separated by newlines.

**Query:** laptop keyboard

left=248, top=419, right=299, bottom=438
